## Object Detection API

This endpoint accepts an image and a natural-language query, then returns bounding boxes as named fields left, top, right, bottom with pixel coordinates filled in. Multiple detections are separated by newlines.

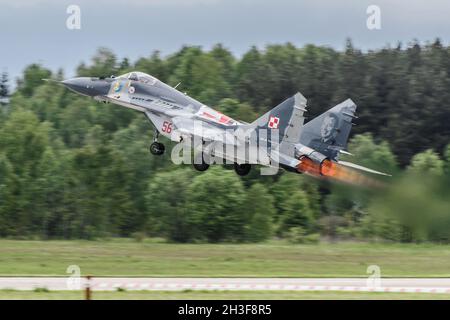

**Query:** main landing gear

left=149, top=130, right=165, bottom=156
left=234, top=163, right=251, bottom=176
left=193, top=152, right=210, bottom=172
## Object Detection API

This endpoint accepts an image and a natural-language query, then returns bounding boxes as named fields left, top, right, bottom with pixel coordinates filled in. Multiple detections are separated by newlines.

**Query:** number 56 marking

left=162, top=121, right=172, bottom=133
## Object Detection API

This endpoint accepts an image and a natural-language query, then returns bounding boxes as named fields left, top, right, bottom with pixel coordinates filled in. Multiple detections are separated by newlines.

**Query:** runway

left=1, top=277, right=450, bottom=293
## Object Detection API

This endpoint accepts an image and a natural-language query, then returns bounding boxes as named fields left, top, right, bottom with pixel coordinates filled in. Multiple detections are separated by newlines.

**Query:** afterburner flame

left=296, top=156, right=321, bottom=175
left=320, top=159, right=336, bottom=176
left=297, top=157, right=385, bottom=188
left=296, top=156, right=336, bottom=177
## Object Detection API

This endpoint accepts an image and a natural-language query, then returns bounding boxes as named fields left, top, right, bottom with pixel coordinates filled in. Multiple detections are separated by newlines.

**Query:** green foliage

left=344, top=133, right=398, bottom=174
left=286, top=227, right=320, bottom=244
left=323, top=133, right=399, bottom=239
left=32, top=148, right=71, bottom=238
left=278, top=190, right=315, bottom=236
left=235, top=46, right=277, bottom=110
left=77, top=47, right=118, bottom=77
left=1, top=42, right=450, bottom=243
left=71, top=135, right=135, bottom=238
left=186, top=167, right=246, bottom=242
left=216, top=98, right=258, bottom=123
left=269, top=173, right=321, bottom=222
left=146, top=169, right=196, bottom=242
left=408, top=149, right=444, bottom=176
left=366, top=171, right=450, bottom=243
left=0, top=109, right=52, bottom=176
left=134, top=51, right=169, bottom=82
left=242, top=183, right=274, bottom=242
left=0, top=71, right=9, bottom=99
left=0, top=154, right=17, bottom=237
left=17, top=64, right=51, bottom=97
left=168, top=46, right=231, bottom=105
left=445, top=144, right=450, bottom=175
left=131, top=231, right=146, bottom=242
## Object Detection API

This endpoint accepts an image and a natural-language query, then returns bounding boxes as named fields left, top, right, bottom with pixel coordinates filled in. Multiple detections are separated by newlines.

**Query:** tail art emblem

left=268, top=116, right=280, bottom=129
left=320, top=113, right=339, bottom=142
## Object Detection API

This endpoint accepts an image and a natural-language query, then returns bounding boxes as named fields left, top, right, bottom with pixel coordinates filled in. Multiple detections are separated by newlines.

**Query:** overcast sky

left=1, top=0, right=450, bottom=83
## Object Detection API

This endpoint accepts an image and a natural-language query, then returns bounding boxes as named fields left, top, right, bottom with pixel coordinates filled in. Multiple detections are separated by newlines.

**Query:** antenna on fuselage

left=174, top=82, right=181, bottom=89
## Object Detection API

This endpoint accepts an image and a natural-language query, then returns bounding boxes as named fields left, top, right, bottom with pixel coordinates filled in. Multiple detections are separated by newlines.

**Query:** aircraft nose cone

left=61, top=77, right=93, bottom=96
left=61, top=78, right=86, bottom=87
left=62, top=77, right=110, bottom=97
left=61, top=78, right=76, bottom=88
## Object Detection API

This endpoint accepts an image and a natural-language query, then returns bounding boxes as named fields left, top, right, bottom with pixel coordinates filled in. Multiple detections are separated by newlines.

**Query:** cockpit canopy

left=118, top=72, right=158, bottom=85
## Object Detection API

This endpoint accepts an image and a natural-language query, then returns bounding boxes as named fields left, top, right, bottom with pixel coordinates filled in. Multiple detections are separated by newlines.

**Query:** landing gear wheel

left=149, top=142, right=165, bottom=156
left=193, top=152, right=210, bottom=172
left=234, top=163, right=251, bottom=176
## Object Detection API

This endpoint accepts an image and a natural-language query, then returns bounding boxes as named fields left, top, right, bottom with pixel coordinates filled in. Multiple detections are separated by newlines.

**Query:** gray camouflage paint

left=60, top=72, right=358, bottom=172
left=300, top=98, right=357, bottom=160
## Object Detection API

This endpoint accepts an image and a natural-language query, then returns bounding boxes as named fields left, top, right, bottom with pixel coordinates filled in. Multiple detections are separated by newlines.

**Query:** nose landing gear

left=149, top=141, right=165, bottom=156
left=149, top=130, right=165, bottom=156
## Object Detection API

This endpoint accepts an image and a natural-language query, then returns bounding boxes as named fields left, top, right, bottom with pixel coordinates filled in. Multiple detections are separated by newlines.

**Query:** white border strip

left=90, top=282, right=450, bottom=294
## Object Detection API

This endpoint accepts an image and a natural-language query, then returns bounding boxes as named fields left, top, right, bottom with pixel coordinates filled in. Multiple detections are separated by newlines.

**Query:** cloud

left=0, top=0, right=222, bottom=8
left=2, top=0, right=450, bottom=86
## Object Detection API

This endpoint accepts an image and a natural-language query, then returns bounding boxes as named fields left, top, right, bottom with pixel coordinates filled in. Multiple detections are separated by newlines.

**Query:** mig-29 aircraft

left=55, top=71, right=389, bottom=185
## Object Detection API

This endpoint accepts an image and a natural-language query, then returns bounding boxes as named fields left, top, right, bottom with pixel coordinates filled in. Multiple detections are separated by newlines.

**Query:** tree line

left=0, top=40, right=449, bottom=243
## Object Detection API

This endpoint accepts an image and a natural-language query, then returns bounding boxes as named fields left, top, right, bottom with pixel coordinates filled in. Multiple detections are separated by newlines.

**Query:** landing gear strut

left=234, top=163, right=251, bottom=176
left=149, top=130, right=165, bottom=156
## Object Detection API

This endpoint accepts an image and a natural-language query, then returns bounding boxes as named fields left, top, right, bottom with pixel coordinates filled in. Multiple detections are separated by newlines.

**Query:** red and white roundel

left=128, top=86, right=135, bottom=94
left=268, top=116, right=280, bottom=129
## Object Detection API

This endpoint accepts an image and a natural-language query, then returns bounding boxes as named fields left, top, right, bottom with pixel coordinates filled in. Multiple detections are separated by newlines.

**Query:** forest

left=0, top=39, right=449, bottom=243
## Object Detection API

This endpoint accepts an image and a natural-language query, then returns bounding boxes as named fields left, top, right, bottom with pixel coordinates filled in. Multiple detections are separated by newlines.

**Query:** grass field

left=0, top=238, right=449, bottom=277
left=0, top=289, right=449, bottom=300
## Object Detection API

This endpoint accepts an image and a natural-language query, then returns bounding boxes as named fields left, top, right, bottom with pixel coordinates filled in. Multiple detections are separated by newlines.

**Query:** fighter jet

left=57, top=71, right=389, bottom=185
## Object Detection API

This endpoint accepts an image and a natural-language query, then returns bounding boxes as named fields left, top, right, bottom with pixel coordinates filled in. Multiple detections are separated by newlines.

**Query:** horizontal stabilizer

left=338, top=150, right=353, bottom=156
left=337, top=160, right=391, bottom=176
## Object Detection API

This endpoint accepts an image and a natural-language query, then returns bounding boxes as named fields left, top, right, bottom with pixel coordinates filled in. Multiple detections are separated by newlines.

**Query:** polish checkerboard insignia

left=268, top=116, right=280, bottom=129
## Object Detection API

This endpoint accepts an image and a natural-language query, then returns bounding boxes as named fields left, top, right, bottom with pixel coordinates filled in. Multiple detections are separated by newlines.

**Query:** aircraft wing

left=171, top=116, right=236, bottom=145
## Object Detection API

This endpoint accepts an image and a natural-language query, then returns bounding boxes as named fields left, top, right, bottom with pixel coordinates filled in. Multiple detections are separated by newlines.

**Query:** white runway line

left=0, top=277, right=450, bottom=293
